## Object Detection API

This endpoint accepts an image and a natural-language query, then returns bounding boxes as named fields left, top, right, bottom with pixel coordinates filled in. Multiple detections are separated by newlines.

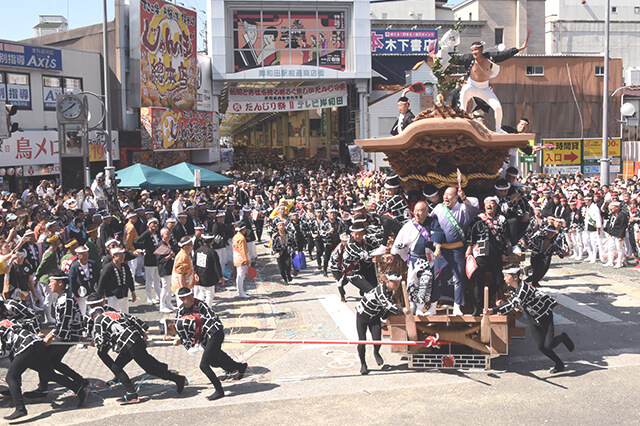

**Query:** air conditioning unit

left=626, top=67, right=640, bottom=86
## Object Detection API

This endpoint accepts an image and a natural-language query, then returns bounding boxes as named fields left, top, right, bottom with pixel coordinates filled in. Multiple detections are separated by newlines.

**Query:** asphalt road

left=1, top=246, right=638, bottom=425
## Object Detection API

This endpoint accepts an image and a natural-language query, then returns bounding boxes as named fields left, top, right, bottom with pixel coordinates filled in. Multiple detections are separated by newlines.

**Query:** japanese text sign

left=371, top=30, right=437, bottom=56
left=542, top=139, right=582, bottom=166
left=228, top=83, right=348, bottom=113
left=140, top=0, right=197, bottom=110
left=140, top=107, right=214, bottom=150
left=0, top=42, right=62, bottom=71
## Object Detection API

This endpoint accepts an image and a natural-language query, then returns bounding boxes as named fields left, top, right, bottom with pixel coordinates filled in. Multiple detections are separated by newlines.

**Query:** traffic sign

left=541, top=139, right=582, bottom=166
left=520, top=156, right=536, bottom=163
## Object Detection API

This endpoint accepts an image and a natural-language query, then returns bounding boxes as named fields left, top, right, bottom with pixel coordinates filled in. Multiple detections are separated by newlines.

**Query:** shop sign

left=0, top=42, right=62, bottom=71
left=140, top=0, right=197, bottom=110
left=371, top=30, right=437, bottom=56
left=141, top=107, right=214, bottom=150
left=229, top=82, right=347, bottom=113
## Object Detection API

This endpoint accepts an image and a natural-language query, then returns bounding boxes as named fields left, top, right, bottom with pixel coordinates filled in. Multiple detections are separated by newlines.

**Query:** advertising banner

left=583, top=138, right=621, bottom=160
left=197, top=55, right=212, bottom=112
left=0, top=42, right=62, bottom=71
left=371, top=30, right=437, bottom=56
left=140, top=0, right=197, bottom=110
left=228, top=82, right=347, bottom=113
left=232, top=10, right=345, bottom=72
left=141, top=107, right=214, bottom=150
left=0, top=130, right=119, bottom=167
left=541, top=139, right=582, bottom=166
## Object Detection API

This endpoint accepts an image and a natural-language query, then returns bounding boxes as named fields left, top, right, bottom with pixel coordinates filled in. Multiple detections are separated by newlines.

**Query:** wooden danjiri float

left=355, top=101, right=534, bottom=369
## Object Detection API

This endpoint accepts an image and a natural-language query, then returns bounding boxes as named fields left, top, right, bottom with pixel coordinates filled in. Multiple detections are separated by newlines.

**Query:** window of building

left=635, top=6, right=640, bottom=14
left=43, top=76, right=62, bottom=110
left=595, top=65, right=604, bottom=76
left=495, top=28, right=504, bottom=46
left=6, top=72, right=31, bottom=109
left=0, top=72, right=5, bottom=102
left=416, top=13, right=422, bottom=19
left=469, top=13, right=472, bottom=20
left=63, top=77, right=83, bottom=93
left=526, top=65, right=544, bottom=76
left=611, top=6, right=617, bottom=13
left=381, top=13, right=387, bottom=19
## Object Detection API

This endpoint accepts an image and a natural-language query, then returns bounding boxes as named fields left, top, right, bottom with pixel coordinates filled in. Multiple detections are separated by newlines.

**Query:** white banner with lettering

left=228, top=82, right=348, bottom=114
left=0, top=130, right=120, bottom=168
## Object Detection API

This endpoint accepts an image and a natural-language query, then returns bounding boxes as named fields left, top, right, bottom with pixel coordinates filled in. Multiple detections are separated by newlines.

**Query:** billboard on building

left=371, top=30, right=437, bottom=56
left=229, top=82, right=347, bottom=113
left=140, top=0, right=197, bottom=110
left=0, top=41, right=62, bottom=71
left=232, top=10, right=345, bottom=72
left=141, top=107, right=215, bottom=150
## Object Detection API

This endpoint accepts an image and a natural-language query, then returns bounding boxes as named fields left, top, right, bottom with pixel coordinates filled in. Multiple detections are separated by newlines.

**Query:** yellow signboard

left=583, top=138, right=621, bottom=160
left=542, top=139, right=581, bottom=165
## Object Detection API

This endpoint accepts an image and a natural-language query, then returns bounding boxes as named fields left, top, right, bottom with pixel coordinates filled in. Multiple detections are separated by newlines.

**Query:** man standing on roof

left=390, top=95, right=415, bottom=136
left=449, top=37, right=528, bottom=132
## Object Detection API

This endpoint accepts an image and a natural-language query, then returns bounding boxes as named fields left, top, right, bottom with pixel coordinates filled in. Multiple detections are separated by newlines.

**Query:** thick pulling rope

left=51, top=334, right=450, bottom=348
left=400, top=171, right=500, bottom=188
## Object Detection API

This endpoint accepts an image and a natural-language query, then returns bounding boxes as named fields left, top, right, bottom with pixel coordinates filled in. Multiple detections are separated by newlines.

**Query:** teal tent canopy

left=162, top=162, right=234, bottom=187
left=115, top=164, right=192, bottom=190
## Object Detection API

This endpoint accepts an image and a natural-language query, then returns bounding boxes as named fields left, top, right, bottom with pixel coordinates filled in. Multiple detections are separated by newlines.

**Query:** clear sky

left=0, top=0, right=207, bottom=50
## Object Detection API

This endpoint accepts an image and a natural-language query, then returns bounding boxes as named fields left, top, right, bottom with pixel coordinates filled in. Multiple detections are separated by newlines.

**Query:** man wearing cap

left=465, top=196, right=512, bottom=316
left=232, top=222, right=251, bottom=298
left=68, top=245, right=98, bottom=315
left=432, top=186, right=480, bottom=315
left=390, top=96, right=415, bottom=136
left=376, top=174, right=411, bottom=249
left=85, top=225, right=102, bottom=270
left=25, top=270, right=88, bottom=399
left=97, top=214, right=115, bottom=255
left=355, top=272, right=408, bottom=375
left=91, top=172, right=108, bottom=210
left=524, top=217, right=569, bottom=287
left=60, top=239, right=80, bottom=274
left=194, top=234, right=223, bottom=306
left=329, top=233, right=352, bottom=302
left=172, top=236, right=197, bottom=307
left=391, top=201, right=444, bottom=315
left=87, top=294, right=187, bottom=404
left=173, top=212, right=189, bottom=243
left=342, top=222, right=379, bottom=296
left=193, top=224, right=206, bottom=254
left=583, top=194, right=603, bottom=264
left=449, top=38, right=528, bottom=132
left=604, top=201, right=628, bottom=268
left=36, top=234, right=63, bottom=324
left=123, top=212, right=141, bottom=280
left=134, top=218, right=162, bottom=306
left=422, top=185, right=440, bottom=212
left=212, top=211, right=230, bottom=272
left=488, top=265, right=574, bottom=374
left=320, top=208, right=346, bottom=277
left=185, top=205, right=198, bottom=236
left=157, top=228, right=179, bottom=313
left=164, top=287, right=247, bottom=401
left=97, top=248, right=137, bottom=313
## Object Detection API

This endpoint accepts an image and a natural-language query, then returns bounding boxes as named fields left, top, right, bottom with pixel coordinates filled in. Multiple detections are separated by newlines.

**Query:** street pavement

left=1, top=244, right=639, bottom=425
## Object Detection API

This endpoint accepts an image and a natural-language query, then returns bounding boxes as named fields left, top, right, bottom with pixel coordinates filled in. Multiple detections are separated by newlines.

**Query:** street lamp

left=603, top=85, right=636, bottom=183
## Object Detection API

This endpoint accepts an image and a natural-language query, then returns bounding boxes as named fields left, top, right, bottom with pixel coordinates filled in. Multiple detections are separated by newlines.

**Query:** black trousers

left=530, top=253, right=552, bottom=287
left=37, top=344, right=84, bottom=391
left=200, top=331, right=242, bottom=392
left=472, top=256, right=505, bottom=316
left=7, top=342, right=79, bottom=412
left=276, top=250, right=293, bottom=283
left=526, top=313, right=567, bottom=368
left=255, top=219, right=264, bottom=241
left=98, top=340, right=181, bottom=395
left=314, top=238, right=325, bottom=268
left=380, top=215, right=402, bottom=246
left=306, top=235, right=315, bottom=259
left=355, top=313, right=381, bottom=365
left=323, top=241, right=338, bottom=274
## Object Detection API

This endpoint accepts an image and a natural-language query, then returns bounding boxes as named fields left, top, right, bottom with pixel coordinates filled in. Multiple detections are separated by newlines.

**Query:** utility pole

left=600, top=0, right=611, bottom=186
left=102, top=0, right=114, bottom=172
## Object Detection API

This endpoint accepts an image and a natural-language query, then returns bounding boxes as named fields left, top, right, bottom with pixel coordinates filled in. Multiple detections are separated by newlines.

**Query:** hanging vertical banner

left=140, top=107, right=214, bottom=150
left=140, top=0, right=197, bottom=110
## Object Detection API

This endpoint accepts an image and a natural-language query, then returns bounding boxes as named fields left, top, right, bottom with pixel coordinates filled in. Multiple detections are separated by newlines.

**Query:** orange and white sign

left=140, top=0, right=197, bottom=110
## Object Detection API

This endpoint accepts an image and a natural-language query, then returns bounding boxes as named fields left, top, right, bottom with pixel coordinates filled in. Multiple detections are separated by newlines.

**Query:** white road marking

left=544, top=289, right=622, bottom=323
left=318, top=294, right=358, bottom=341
